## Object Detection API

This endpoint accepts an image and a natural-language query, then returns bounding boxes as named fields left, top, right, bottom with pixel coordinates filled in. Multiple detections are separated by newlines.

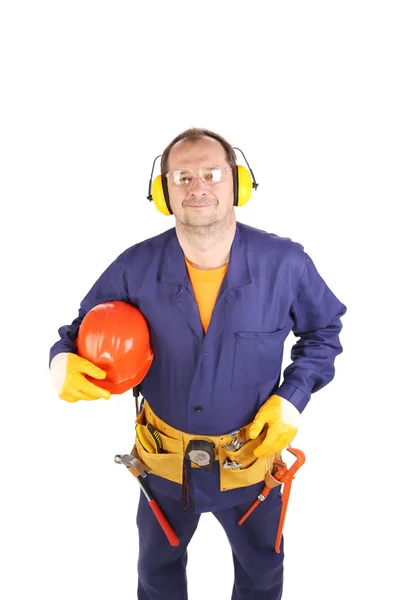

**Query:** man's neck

left=176, top=217, right=236, bottom=270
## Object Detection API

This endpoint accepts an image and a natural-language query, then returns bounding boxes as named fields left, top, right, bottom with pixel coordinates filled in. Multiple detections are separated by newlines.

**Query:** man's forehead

left=168, top=138, right=227, bottom=167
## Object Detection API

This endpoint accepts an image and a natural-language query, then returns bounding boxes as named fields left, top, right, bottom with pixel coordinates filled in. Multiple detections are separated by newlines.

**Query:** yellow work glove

left=50, top=352, right=111, bottom=402
left=249, top=394, right=300, bottom=457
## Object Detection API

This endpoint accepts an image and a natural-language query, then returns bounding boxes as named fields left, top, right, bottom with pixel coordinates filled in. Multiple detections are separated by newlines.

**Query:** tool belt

left=132, top=400, right=279, bottom=492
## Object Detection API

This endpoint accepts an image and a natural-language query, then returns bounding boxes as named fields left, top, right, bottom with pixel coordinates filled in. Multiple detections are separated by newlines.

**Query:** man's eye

left=180, top=177, right=192, bottom=184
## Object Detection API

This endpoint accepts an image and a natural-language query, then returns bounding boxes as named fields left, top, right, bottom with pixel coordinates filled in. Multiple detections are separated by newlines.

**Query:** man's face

left=166, top=137, right=235, bottom=229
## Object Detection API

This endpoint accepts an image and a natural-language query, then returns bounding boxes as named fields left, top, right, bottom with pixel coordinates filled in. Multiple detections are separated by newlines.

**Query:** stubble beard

left=177, top=204, right=236, bottom=244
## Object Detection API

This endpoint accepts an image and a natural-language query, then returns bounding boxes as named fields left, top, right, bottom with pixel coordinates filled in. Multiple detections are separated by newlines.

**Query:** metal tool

left=224, top=429, right=244, bottom=452
left=114, top=450, right=179, bottom=547
left=222, top=459, right=242, bottom=469
left=114, top=452, right=150, bottom=474
left=238, top=446, right=306, bottom=553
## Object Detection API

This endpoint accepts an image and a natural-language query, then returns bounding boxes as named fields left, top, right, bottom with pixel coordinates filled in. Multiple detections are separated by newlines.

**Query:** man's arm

left=49, top=252, right=129, bottom=366
left=276, top=252, right=347, bottom=412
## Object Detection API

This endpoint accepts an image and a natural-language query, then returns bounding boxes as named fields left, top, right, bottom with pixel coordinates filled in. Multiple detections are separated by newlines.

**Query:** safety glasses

left=165, top=166, right=232, bottom=187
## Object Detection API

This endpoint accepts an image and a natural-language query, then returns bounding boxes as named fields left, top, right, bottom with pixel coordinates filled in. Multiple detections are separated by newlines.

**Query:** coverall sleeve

left=49, top=253, right=129, bottom=366
left=276, top=253, right=347, bottom=413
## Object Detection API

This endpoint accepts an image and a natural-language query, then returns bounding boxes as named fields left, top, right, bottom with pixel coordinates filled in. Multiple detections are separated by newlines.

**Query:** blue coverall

left=50, top=222, right=346, bottom=599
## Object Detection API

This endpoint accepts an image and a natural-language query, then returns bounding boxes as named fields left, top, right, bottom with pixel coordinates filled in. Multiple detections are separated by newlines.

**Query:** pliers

left=238, top=446, right=306, bottom=553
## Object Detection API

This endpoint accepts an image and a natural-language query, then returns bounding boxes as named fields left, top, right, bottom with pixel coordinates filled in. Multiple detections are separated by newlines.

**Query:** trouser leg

left=136, top=490, right=201, bottom=600
left=213, top=486, right=284, bottom=600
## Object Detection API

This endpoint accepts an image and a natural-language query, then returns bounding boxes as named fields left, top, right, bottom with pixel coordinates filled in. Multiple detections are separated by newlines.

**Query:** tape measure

left=184, top=440, right=215, bottom=472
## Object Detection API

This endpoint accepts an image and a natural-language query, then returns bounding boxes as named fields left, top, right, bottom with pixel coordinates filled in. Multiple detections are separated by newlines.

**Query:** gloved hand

left=50, top=352, right=111, bottom=402
left=249, top=394, right=300, bottom=457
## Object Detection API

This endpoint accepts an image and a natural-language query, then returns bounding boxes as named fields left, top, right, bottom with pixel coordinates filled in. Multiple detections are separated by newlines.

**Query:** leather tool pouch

left=133, top=401, right=277, bottom=491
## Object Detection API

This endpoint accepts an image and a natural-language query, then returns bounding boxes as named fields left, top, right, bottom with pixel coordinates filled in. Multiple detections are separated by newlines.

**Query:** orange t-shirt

left=185, top=258, right=228, bottom=333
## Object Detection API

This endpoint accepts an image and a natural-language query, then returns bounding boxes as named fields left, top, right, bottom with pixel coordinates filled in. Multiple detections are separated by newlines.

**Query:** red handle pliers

left=238, top=446, right=306, bottom=553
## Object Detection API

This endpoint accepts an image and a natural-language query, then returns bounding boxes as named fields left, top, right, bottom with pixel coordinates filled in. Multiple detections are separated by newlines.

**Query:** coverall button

left=194, top=406, right=203, bottom=412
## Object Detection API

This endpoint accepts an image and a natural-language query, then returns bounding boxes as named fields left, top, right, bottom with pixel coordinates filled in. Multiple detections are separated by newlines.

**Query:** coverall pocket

left=231, top=328, right=288, bottom=389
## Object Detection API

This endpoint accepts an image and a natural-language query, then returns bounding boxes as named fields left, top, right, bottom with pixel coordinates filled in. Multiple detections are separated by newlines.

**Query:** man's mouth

left=183, top=201, right=216, bottom=208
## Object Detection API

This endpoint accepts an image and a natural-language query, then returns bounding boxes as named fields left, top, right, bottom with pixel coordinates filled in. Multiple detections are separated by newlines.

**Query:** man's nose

left=189, top=177, right=208, bottom=194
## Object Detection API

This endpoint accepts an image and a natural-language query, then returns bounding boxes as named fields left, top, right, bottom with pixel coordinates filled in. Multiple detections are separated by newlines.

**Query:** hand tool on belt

left=185, top=439, right=215, bottom=471
left=114, top=449, right=179, bottom=547
left=136, top=423, right=165, bottom=454
left=184, top=427, right=245, bottom=469
left=224, top=429, right=244, bottom=452
left=238, top=446, right=306, bottom=553
left=180, top=431, right=244, bottom=507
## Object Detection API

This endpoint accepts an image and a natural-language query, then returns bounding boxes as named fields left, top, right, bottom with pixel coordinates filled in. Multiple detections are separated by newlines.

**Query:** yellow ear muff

left=236, top=165, right=253, bottom=207
left=151, top=175, right=172, bottom=216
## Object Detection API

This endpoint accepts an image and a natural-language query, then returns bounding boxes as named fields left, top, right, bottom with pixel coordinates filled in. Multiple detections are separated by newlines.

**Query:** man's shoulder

left=237, top=222, right=305, bottom=254
left=118, top=227, right=176, bottom=259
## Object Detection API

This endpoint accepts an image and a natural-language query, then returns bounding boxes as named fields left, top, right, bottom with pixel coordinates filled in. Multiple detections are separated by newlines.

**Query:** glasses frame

left=165, top=166, right=233, bottom=188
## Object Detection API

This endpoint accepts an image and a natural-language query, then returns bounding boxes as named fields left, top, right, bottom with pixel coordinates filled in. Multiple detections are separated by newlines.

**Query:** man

left=50, top=128, right=346, bottom=599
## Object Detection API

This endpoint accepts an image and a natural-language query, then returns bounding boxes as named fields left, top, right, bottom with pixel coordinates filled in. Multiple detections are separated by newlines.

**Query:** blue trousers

left=136, top=486, right=284, bottom=599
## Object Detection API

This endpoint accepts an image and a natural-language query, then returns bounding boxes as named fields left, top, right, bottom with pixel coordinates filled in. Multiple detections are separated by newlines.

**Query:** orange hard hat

left=76, top=301, right=154, bottom=394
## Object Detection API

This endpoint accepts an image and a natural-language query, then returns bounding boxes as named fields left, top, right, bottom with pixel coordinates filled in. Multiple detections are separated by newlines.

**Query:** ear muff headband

left=147, top=148, right=258, bottom=216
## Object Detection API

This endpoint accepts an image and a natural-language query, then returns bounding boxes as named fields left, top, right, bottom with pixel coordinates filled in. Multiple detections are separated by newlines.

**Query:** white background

left=1, top=1, right=399, bottom=598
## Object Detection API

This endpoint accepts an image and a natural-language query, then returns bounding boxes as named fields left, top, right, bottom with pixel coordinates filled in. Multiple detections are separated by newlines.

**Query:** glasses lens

left=167, top=167, right=231, bottom=186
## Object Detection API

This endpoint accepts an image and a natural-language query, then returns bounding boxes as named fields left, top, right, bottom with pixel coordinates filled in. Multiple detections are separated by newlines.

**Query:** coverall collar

left=159, top=223, right=252, bottom=291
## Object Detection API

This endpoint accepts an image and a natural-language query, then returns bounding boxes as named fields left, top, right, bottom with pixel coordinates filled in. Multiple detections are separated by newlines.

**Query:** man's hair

left=160, top=128, right=237, bottom=175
